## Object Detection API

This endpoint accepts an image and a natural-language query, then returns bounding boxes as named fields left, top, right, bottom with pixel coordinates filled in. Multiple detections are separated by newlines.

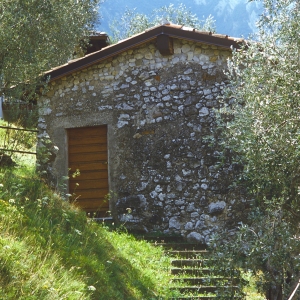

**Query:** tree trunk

left=266, top=284, right=283, bottom=300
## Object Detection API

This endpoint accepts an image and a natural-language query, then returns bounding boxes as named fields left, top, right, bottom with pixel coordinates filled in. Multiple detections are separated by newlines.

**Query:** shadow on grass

left=0, top=168, right=172, bottom=299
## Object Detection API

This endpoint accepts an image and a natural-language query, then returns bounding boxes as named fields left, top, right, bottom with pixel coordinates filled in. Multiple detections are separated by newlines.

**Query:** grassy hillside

left=0, top=164, right=175, bottom=299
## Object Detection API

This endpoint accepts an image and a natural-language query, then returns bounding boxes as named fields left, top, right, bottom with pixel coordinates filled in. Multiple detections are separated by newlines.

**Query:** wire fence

left=0, top=124, right=37, bottom=156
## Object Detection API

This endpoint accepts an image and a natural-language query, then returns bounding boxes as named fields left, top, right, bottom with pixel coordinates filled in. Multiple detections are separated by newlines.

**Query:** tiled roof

left=44, top=24, right=244, bottom=82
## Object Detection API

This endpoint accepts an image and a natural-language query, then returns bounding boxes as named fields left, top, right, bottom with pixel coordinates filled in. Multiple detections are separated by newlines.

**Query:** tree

left=109, top=3, right=216, bottom=43
left=211, top=0, right=300, bottom=299
left=0, top=0, right=101, bottom=101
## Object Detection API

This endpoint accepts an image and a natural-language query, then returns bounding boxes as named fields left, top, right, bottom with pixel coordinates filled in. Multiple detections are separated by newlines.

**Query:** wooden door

left=68, top=126, right=109, bottom=217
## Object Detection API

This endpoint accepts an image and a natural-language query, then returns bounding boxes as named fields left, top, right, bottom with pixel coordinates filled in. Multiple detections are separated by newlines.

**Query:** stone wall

left=39, top=38, right=248, bottom=243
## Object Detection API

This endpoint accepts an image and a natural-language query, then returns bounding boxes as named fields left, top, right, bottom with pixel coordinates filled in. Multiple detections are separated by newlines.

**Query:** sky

left=98, top=0, right=263, bottom=38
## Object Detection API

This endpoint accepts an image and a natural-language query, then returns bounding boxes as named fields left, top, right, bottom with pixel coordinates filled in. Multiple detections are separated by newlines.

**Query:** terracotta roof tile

left=45, top=24, right=244, bottom=81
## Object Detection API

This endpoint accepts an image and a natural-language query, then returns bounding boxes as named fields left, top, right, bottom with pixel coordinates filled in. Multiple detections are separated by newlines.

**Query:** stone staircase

left=151, top=238, right=241, bottom=300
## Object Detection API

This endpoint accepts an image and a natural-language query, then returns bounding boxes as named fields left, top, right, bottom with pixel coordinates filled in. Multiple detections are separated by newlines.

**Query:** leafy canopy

left=224, top=0, right=300, bottom=224
left=0, top=0, right=100, bottom=100
left=212, top=0, right=300, bottom=298
left=110, top=3, right=216, bottom=43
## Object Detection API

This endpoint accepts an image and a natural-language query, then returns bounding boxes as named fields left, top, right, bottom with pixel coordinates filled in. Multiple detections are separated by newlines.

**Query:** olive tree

left=0, top=0, right=100, bottom=162
left=109, top=3, right=215, bottom=43
left=211, top=0, right=300, bottom=299
left=0, top=0, right=101, bottom=100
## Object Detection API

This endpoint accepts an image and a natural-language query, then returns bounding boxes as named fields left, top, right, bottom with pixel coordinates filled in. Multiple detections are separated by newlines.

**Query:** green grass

left=0, top=164, right=176, bottom=299
left=243, top=272, right=265, bottom=300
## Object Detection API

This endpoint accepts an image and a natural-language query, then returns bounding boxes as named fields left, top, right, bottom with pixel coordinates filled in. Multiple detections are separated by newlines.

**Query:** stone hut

left=39, top=24, right=246, bottom=243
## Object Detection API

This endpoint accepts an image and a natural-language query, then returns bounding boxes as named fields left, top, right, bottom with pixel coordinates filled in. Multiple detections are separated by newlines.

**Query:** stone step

left=171, top=267, right=212, bottom=276
left=174, top=285, right=239, bottom=294
left=146, top=239, right=241, bottom=299
left=93, top=216, right=113, bottom=220
left=155, top=242, right=207, bottom=250
left=167, top=250, right=210, bottom=259
left=135, top=235, right=185, bottom=243
left=155, top=240, right=213, bottom=298
left=170, top=297, right=216, bottom=300
left=93, top=217, right=117, bottom=230
left=172, top=277, right=239, bottom=286
left=171, top=259, right=210, bottom=268
left=170, top=296, right=242, bottom=300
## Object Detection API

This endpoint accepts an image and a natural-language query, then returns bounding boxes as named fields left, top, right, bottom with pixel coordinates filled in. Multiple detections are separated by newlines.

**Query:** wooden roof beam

left=156, top=34, right=174, bottom=56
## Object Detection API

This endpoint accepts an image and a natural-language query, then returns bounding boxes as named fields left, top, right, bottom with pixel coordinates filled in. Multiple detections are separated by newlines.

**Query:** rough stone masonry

left=39, top=37, right=248, bottom=243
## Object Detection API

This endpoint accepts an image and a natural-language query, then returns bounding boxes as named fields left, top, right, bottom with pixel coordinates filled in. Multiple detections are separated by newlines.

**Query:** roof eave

left=45, top=25, right=243, bottom=82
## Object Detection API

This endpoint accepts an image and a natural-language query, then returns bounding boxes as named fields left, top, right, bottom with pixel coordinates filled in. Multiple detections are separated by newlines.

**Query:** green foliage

left=0, top=0, right=100, bottom=101
left=0, top=166, right=176, bottom=299
left=211, top=0, right=300, bottom=298
left=110, top=3, right=216, bottom=43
